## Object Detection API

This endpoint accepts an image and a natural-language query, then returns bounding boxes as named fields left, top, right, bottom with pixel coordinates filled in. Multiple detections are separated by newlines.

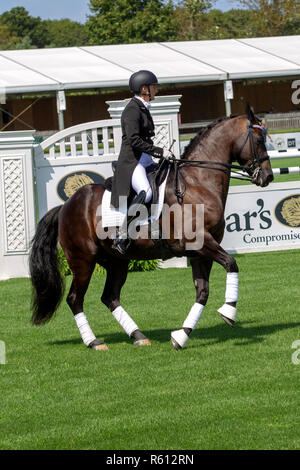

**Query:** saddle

left=104, top=159, right=169, bottom=206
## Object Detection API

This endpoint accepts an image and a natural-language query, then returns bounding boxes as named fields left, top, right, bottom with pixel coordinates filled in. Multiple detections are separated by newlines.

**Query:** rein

left=170, top=123, right=270, bottom=204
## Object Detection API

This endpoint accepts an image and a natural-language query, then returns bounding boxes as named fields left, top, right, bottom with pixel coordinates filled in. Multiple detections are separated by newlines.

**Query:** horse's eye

left=257, top=138, right=265, bottom=145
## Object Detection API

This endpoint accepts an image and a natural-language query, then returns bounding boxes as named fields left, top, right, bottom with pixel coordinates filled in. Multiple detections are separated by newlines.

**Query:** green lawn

left=1, top=250, right=300, bottom=450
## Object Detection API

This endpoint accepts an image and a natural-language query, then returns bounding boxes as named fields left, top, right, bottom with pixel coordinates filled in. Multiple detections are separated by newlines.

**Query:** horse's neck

left=188, top=119, right=235, bottom=165
left=181, top=119, right=238, bottom=206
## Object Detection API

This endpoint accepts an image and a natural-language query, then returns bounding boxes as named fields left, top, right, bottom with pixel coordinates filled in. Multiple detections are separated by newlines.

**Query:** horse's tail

left=29, top=205, right=64, bottom=325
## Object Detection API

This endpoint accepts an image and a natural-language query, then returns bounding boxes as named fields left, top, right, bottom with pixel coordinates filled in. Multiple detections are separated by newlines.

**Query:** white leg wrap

left=218, top=303, right=237, bottom=321
left=112, top=306, right=138, bottom=337
left=225, top=272, right=239, bottom=303
left=74, top=312, right=96, bottom=347
left=171, top=329, right=190, bottom=349
left=182, top=302, right=205, bottom=330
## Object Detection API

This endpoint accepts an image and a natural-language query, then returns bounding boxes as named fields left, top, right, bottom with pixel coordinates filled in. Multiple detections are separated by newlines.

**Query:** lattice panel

left=2, top=157, right=27, bottom=252
left=153, top=123, right=170, bottom=149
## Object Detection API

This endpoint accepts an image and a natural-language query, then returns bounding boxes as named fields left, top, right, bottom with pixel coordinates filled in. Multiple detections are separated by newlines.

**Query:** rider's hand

left=163, top=149, right=173, bottom=160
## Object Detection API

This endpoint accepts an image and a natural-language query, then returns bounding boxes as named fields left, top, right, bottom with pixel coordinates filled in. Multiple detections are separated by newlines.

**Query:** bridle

left=238, top=122, right=270, bottom=178
left=167, top=120, right=270, bottom=204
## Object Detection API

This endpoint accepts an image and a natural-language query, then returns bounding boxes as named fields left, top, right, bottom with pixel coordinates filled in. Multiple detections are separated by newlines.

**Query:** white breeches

left=131, top=153, right=153, bottom=203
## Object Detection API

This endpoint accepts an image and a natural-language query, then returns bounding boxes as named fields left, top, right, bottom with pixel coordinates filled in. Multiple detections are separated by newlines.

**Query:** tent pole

left=56, top=90, right=66, bottom=130
left=224, top=80, right=233, bottom=117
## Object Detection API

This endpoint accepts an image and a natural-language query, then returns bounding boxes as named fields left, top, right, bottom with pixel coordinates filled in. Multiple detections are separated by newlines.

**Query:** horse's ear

left=245, top=103, right=256, bottom=123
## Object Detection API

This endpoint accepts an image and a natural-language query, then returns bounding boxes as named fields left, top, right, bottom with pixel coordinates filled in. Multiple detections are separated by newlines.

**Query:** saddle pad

left=101, top=168, right=170, bottom=228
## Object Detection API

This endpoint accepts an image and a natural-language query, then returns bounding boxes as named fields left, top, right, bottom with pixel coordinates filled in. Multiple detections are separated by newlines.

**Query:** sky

left=0, top=0, right=242, bottom=24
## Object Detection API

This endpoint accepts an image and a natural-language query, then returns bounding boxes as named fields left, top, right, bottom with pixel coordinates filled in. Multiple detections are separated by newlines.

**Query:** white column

left=0, top=131, right=36, bottom=279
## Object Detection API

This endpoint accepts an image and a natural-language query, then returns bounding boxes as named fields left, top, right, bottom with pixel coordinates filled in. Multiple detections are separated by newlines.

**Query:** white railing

left=267, top=149, right=300, bottom=159
left=38, top=119, right=122, bottom=159
left=231, top=166, right=300, bottom=179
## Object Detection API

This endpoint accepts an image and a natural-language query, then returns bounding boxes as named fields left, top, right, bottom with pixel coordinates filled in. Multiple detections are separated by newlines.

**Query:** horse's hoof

left=88, top=339, right=109, bottom=350
left=94, top=343, right=109, bottom=350
left=220, top=314, right=235, bottom=328
left=171, top=329, right=189, bottom=350
left=217, top=304, right=236, bottom=327
left=133, top=338, right=151, bottom=346
left=171, top=336, right=182, bottom=350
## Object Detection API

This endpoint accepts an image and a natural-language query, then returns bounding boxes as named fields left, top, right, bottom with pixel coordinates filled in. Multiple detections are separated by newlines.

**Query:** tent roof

left=0, top=35, right=299, bottom=94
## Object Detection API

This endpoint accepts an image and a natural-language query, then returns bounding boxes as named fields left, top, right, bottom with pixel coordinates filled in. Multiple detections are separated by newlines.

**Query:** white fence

left=267, top=149, right=300, bottom=159
left=34, top=119, right=121, bottom=218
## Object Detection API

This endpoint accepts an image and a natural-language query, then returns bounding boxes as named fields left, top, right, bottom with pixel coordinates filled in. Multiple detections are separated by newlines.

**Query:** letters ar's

left=226, top=198, right=272, bottom=232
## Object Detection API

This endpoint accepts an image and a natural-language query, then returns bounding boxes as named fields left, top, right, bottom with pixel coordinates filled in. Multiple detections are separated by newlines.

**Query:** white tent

left=0, top=35, right=299, bottom=94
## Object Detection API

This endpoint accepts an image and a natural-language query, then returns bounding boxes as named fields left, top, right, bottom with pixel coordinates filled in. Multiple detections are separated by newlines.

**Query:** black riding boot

left=112, top=190, right=147, bottom=255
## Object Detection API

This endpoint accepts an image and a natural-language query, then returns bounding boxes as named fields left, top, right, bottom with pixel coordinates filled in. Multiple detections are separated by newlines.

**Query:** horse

left=29, top=104, right=273, bottom=350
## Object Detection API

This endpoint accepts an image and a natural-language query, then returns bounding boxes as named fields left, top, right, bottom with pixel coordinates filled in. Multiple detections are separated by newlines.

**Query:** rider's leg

left=112, top=164, right=151, bottom=254
left=131, top=163, right=152, bottom=203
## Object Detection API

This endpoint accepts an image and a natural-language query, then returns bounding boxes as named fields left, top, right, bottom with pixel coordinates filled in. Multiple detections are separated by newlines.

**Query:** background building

left=0, top=36, right=299, bottom=135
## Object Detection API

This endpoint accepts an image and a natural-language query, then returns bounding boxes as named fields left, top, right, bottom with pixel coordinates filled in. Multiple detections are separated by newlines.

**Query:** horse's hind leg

left=66, top=256, right=108, bottom=351
left=171, top=257, right=213, bottom=350
left=100, top=258, right=151, bottom=346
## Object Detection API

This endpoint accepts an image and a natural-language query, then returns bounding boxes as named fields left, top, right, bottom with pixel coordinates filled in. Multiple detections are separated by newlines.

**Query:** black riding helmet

left=129, top=70, right=159, bottom=96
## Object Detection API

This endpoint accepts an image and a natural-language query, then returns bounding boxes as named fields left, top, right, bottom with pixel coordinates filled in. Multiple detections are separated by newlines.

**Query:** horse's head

left=233, top=104, right=273, bottom=187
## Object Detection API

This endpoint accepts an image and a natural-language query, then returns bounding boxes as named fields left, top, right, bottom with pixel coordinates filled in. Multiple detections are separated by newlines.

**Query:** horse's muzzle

left=253, top=168, right=274, bottom=187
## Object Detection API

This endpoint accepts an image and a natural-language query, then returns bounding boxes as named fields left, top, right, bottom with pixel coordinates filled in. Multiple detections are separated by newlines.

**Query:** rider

left=111, top=70, right=172, bottom=254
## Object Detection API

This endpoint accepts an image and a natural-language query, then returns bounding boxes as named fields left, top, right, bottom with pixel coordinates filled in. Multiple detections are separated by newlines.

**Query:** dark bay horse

left=29, top=105, right=273, bottom=350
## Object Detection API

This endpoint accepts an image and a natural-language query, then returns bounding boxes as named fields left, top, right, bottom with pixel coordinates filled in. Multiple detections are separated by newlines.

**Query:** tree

left=0, top=24, right=19, bottom=50
left=15, top=35, right=37, bottom=50
left=0, top=7, right=48, bottom=48
left=174, top=0, right=215, bottom=40
left=45, top=19, right=89, bottom=48
left=205, top=8, right=257, bottom=39
left=87, top=0, right=178, bottom=45
left=236, top=0, right=300, bottom=36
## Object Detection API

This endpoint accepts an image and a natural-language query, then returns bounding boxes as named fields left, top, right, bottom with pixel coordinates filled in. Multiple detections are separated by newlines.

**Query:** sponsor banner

left=35, top=162, right=112, bottom=219
left=266, top=132, right=300, bottom=151
left=221, top=182, right=300, bottom=253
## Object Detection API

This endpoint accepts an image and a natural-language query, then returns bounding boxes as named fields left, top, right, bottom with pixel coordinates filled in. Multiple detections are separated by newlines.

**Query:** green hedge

left=128, top=259, right=159, bottom=272
left=58, top=247, right=159, bottom=277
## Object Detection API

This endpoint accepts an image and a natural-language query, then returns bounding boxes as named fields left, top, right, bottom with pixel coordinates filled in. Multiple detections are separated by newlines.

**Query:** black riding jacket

left=111, top=97, right=163, bottom=208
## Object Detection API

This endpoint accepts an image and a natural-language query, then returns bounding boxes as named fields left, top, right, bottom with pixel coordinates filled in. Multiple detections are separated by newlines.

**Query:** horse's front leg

left=171, top=257, right=213, bottom=350
left=199, top=232, right=239, bottom=328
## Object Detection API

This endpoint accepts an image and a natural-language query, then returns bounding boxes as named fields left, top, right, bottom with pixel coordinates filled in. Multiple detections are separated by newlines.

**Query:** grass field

left=1, top=249, right=300, bottom=450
